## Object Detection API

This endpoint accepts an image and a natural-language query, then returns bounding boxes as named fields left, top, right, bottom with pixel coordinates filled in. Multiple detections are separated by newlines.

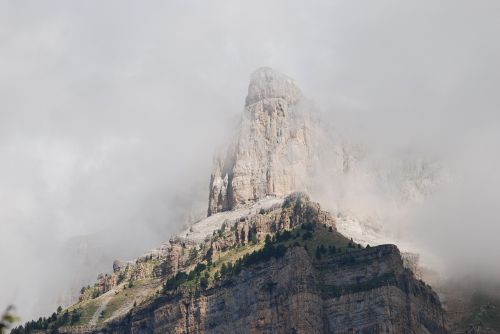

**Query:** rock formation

left=15, top=194, right=449, bottom=334
left=208, top=67, right=320, bottom=215
left=13, top=69, right=452, bottom=334
left=104, top=245, right=447, bottom=334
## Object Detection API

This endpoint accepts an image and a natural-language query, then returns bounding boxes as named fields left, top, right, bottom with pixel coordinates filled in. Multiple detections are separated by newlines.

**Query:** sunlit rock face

left=208, top=67, right=320, bottom=215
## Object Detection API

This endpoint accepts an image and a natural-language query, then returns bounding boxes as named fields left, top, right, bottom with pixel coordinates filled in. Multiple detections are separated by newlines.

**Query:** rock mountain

left=13, top=68, right=454, bottom=334
left=208, top=67, right=319, bottom=215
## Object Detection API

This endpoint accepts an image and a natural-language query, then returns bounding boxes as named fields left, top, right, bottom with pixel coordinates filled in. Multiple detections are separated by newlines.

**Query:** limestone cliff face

left=208, top=67, right=319, bottom=215
left=102, top=245, right=447, bottom=334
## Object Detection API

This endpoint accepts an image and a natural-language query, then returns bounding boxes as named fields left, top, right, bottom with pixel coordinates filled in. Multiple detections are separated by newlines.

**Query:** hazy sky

left=1, top=0, right=500, bottom=322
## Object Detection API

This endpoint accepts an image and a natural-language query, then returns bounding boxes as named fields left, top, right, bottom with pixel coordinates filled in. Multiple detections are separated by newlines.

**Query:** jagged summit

left=245, top=67, right=302, bottom=106
left=208, top=68, right=319, bottom=216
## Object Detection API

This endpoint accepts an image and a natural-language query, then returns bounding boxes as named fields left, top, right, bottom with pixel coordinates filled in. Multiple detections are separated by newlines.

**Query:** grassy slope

left=67, top=278, right=162, bottom=326
left=70, top=300, right=99, bottom=326
left=102, top=279, right=162, bottom=324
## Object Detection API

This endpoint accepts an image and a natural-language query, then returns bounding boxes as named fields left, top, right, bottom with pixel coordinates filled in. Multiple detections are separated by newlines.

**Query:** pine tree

left=315, top=246, right=322, bottom=260
left=200, top=276, right=209, bottom=289
left=221, top=263, right=227, bottom=276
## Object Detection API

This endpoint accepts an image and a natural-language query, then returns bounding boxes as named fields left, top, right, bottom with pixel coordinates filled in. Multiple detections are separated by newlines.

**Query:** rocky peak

left=245, top=67, right=302, bottom=106
left=208, top=68, right=319, bottom=216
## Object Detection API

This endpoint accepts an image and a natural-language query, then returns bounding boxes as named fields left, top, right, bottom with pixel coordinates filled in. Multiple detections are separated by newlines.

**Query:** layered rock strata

left=99, top=244, right=447, bottom=334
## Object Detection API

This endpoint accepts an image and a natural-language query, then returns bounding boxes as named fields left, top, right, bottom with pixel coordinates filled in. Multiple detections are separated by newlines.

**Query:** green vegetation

left=72, top=300, right=99, bottom=326
left=161, top=233, right=293, bottom=294
left=188, top=247, right=199, bottom=261
left=249, top=230, right=259, bottom=244
left=161, top=219, right=366, bottom=295
left=11, top=308, right=82, bottom=334
left=321, top=272, right=397, bottom=298
left=98, top=279, right=157, bottom=325
left=276, top=222, right=362, bottom=259
left=315, top=244, right=327, bottom=259
left=200, top=272, right=209, bottom=289
left=79, top=284, right=101, bottom=301
left=117, top=271, right=126, bottom=284
left=92, top=289, right=101, bottom=299
left=282, top=192, right=309, bottom=209
left=210, top=221, right=370, bottom=286
left=12, top=276, right=162, bottom=332
left=220, top=236, right=288, bottom=275
left=163, top=262, right=208, bottom=293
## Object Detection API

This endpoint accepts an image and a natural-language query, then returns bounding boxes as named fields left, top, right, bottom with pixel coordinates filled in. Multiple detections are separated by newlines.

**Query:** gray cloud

left=1, top=0, right=500, bottom=322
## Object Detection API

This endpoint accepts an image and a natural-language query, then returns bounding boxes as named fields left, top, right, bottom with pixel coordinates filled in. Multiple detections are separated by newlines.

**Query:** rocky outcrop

left=207, top=193, right=336, bottom=258
left=80, top=257, right=165, bottom=301
left=208, top=67, right=320, bottom=215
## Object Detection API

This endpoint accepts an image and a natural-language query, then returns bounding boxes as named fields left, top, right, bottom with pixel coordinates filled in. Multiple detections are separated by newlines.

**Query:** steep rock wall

left=102, top=245, right=447, bottom=334
left=208, top=67, right=320, bottom=215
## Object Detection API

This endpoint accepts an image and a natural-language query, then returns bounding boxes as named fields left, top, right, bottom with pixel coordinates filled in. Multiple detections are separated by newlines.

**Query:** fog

left=1, top=0, right=500, bottom=322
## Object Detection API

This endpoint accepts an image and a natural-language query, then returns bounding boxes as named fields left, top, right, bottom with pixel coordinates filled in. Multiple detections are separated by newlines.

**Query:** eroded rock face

left=103, top=246, right=447, bottom=334
left=208, top=67, right=319, bottom=215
